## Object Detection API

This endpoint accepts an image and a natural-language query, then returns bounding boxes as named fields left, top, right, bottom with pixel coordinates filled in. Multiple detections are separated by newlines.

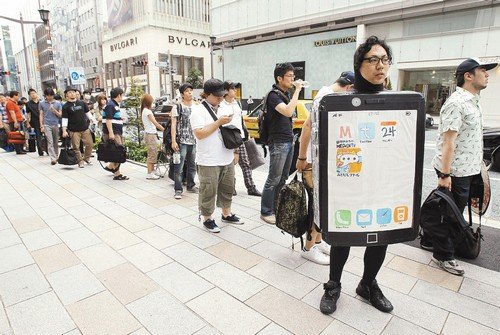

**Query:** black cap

left=223, top=81, right=240, bottom=90
left=179, top=83, right=194, bottom=94
left=64, top=86, right=76, bottom=94
left=338, top=71, right=355, bottom=85
left=203, top=79, right=225, bottom=97
left=456, top=58, right=498, bottom=76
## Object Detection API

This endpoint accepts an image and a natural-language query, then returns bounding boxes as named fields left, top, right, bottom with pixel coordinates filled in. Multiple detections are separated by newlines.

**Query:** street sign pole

left=168, top=50, right=174, bottom=101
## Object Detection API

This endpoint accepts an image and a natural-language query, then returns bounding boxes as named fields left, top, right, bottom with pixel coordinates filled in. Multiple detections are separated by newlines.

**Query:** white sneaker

left=315, top=240, right=331, bottom=255
left=146, top=173, right=160, bottom=180
left=78, top=161, right=84, bottom=168
left=260, top=214, right=276, bottom=224
left=432, top=257, right=464, bottom=276
left=302, top=245, right=329, bottom=265
left=174, top=191, right=182, bottom=199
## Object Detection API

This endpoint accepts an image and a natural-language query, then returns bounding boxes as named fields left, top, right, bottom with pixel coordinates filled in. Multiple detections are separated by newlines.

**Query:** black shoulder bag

left=202, top=101, right=243, bottom=149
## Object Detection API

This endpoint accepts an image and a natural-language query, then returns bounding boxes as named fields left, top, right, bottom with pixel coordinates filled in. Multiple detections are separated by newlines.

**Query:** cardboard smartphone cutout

left=312, top=91, right=425, bottom=246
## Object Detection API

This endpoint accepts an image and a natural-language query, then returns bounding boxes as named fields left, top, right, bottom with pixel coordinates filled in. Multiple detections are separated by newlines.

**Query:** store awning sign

left=314, top=36, right=357, bottom=47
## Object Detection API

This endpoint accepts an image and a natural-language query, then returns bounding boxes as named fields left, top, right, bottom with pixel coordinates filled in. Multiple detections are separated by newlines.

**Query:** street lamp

left=210, top=35, right=215, bottom=79
left=0, top=8, right=50, bottom=90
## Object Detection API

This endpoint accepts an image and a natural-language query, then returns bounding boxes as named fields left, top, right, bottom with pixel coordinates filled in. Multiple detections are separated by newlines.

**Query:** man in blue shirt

left=40, top=88, right=62, bottom=165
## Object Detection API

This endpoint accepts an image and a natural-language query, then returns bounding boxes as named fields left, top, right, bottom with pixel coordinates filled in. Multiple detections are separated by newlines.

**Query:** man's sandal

left=113, top=174, right=129, bottom=181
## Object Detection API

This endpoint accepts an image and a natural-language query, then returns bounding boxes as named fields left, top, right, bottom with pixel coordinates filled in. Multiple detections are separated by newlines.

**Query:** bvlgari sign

left=110, top=37, right=138, bottom=52
left=314, top=36, right=357, bottom=47
left=168, top=35, right=209, bottom=48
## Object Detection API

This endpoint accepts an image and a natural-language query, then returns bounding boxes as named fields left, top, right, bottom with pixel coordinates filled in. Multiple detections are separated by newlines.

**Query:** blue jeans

left=174, top=143, right=196, bottom=192
left=261, top=141, right=294, bottom=216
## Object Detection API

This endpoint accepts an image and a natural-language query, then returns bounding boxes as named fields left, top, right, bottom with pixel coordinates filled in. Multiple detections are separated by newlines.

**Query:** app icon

left=358, top=122, right=375, bottom=140
left=335, top=210, right=351, bottom=228
left=356, top=209, right=373, bottom=227
left=376, top=208, right=392, bottom=225
left=394, top=206, right=409, bottom=223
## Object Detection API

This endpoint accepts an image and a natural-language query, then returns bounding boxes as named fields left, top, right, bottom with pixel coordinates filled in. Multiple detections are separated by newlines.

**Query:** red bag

left=8, top=131, right=25, bottom=145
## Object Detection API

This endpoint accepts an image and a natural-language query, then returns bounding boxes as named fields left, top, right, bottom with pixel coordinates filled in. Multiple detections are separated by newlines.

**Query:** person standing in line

left=102, top=87, right=129, bottom=180
left=171, top=83, right=198, bottom=199
left=93, top=93, right=107, bottom=138
left=320, top=36, right=394, bottom=315
left=190, top=79, right=243, bottom=233
left=219, top=81, right=261, bottom=196
left=26, top=89, right=44, bottom=156
left=296, top=71, right=355, bottom=265
left=141, top=93, right=165, bottom=180
left=260, top=63, right=303, bottom=224
left=39, top=88, right=62, bottom=165
left=61, top=87, right=94, bottom=168
left=247, top=95, right=254, bottom=112
left=429, top=58, right=497, bottom=275
left=5, top=91, right=26, bottom=155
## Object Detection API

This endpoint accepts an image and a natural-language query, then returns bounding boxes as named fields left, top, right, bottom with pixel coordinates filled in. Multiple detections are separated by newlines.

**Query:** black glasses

left=363, top=56, right=392, bottom=66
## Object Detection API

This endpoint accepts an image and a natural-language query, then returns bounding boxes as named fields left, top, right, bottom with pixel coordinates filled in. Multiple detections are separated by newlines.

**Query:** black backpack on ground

left=258, top=88, right=290, bottom=145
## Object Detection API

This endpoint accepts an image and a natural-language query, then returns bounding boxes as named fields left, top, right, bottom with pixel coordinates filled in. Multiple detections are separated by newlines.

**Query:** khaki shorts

left=145, top=133, right=158, bottom=164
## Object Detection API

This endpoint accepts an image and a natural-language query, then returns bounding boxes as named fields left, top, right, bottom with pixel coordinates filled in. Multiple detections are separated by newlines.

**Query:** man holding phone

left=39, top=88, right=62, bottom=165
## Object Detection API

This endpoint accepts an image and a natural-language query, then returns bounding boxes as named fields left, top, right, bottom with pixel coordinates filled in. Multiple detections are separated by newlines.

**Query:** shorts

left=145, top=133, right=158, bottom=164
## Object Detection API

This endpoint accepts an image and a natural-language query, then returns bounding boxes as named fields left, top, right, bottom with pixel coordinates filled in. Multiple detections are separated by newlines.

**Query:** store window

left=402, top=69, right=456, bottom=115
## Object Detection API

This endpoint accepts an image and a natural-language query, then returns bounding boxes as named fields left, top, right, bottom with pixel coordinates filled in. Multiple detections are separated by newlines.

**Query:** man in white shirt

left=190, top=79, right=244, bottom=233
left=430, top=58, right=497, bottom=276
left=219, top=81, right=261, bottom=196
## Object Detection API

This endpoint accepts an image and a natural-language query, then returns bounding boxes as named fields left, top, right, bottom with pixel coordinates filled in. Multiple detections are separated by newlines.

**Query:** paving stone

left=188, top=288, right=269, bottom=335
left=128, top=204, right=164, bottom=219
left=113, top=213, right=156, bottom=232
left=173, top=226, right=224, bottom=249
left=44, top=215, right=83, bottom=233
left=257, top=322, right=293, bottom=335
left=216, top=225, right=263, bottom=248
left=6, top=292, right=75, bottom=335
left=64, top=329, right=82, bottom=335
left=441, top=313, right=500, bottom=335
left=67, top=291, right=141, bottom=335
left=59, top=227, right=101, bottom=251
left=34, top=205, right=69, bottom=220
left=249, top=224, right=295, bottom=248
left=381, top=317, right=434, bottom=335
left=0, top=299, right=13, bottom=335
left=119, top=242, right=172, bottom=272
left=193, top=325, right=222, bottom=335
left=248, top=240, right=307, bottom=270
left=160, top=204, right=197, bottom=218
left=129, top=328, right=152, bottom=335
left=295, top=260, right=330, bottom=283
left=460, top=261, right=500, bottom=288
left=0, top=228, right=21, bottom=249
left=136, top=226, right=183, bottom=249
left=0, top=244, right=34, bottom=274
left=387, top=243, right=431, bottom=264
left=387, top=256, right=463, bottom=291
left=46, top=264, right=105, bottom=305
left=97, top=263, right=159, bottom=305
left=162, top=242, right=219, bottom=272
left=127, top=290, right=206, bottom=335
left=319, top=320, right=364, bottom=335
left=75, top=243, right=126, bottom=274
left=20, top=228, right=61, bottom=251
left=147, top=262, right=213, bottom=303
left=148, top=214, right=190, bottom=231
left=78, top=215, right=119, bottom=233
left=31, top=243, right=81, bottom=275
left=10, top=216, right=47, bottom=234
left=410, top=280, right=500, bottom=330
left=247, top=260, right=318, bottom=299
left=65, top=204, right=100, bottom=220
left=459, top=277, right=500, bottom=307
left=205, top=241, right=263, bottom=270
left=246, top=286, right=331, bottom=335
left=97, top=226, right=142, bottom=250
left=0, top=264, right=51, bottom=306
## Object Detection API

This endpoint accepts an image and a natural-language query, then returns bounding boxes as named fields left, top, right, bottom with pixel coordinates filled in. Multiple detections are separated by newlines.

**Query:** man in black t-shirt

left=260, top=63, right=303, bottom=224
left=26, top=89, right=43, bottom=156
left=61, top=87, right=93, bottom=168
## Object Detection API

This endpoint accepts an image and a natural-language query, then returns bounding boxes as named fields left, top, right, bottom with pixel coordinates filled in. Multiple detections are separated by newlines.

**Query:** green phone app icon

left=335, top=210, right=352, bottom=228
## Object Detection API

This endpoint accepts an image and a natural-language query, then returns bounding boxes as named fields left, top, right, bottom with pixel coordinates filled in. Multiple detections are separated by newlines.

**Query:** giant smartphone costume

left=312, top=91, right=426, bottom=246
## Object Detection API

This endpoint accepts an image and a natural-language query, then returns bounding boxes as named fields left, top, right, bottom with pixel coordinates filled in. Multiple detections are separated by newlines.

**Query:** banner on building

left=107, top=0, right=133, bottom=28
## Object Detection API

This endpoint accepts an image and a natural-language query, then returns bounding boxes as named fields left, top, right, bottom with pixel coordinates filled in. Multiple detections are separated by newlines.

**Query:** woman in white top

left=141, top=94, right=165, bottom=179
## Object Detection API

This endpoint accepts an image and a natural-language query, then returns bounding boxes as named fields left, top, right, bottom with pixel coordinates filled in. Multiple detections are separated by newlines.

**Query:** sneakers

left=187, top=186, right=199, bottom=193
left=419, top=234, right=434, bottom=251
left=432, top=257, right=464, bottom=276
left=78, top=161, right=84, bottom=168
left=174, top=191, right=182, bottom=199
left=315, top=240, right=331, bottom=255
left=302, top=245, right=329, bottom=265
left=260, top=214, right=276, bottom=224
left=356, top=279, right=394, bottom=313
left=203, top=218, right=220, bottom=233
left=320, top=281, right=341, bottom=314
left=221, top=214, right=244, bottom=225
left=247, top=188, right=262, bottom=196
left=84, top=160, right=93, bottom=166
left=146, top=173, right=160, bottom=180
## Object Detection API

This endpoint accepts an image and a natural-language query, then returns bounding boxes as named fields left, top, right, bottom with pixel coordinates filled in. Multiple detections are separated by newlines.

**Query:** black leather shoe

left=320, top=280, right=341, bottom=314
left=247, top=189, right=262, bottom=197
left=356, top=279, right=393, bottom=313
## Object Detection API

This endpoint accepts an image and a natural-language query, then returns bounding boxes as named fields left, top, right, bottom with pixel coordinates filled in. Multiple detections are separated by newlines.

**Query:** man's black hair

left=44, top=88, right=55, bottom=96
left=353, top=36, right=393, bottom=72
left=9, top=90, right=19, bottom=98
left=83, top=90, right=91, bottom=95
left=28, top=88, right=37, bottom=95
left=110, top=87, right=124, bottom=99
left=274, top=62, right=295, bottom=84
left=456, top=68, right=477, bottom=88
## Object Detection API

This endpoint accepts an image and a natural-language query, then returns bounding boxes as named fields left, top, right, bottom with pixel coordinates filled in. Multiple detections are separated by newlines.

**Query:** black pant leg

left=362, top=245, right=388, bottom=283
left=34, top=127, right=44, bottom=155
left=329, top=246, right=351, bottom=283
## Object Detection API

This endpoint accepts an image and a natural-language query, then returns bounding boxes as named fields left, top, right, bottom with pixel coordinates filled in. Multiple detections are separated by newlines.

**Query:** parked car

left=426, top=114, right=435, bottom=128
left=153, top=104, right=173, bottom=125
left=243, top=99, right=312, bottom=141
left=483, top=127, right=500, bottom=171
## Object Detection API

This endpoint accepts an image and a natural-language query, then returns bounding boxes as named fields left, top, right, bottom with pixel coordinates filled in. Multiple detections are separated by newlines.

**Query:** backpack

left=258, top=89, right=290, bottom=145
left=275, top=171, right=312, bottom=249
left=163, top=103, right=182, bottom=153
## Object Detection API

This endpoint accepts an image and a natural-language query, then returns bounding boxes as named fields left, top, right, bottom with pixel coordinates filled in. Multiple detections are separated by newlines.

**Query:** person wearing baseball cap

left=190, top=78, right=243, bottom=233
left=429, top=58, right=497, bottom=276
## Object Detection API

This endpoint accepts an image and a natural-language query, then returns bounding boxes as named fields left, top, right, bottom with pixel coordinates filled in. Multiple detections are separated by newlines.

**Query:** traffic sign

left=69, top=67, right=86, bottom=85
left=155, top=61, right=169, bottom=68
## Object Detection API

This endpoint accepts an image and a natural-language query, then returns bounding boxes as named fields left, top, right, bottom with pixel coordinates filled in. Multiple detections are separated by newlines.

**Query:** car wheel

left=490, top=149, right=500, bottom=172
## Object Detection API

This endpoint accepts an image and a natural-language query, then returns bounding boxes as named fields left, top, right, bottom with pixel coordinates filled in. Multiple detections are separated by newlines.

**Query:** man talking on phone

left=39, top=88, right=63, bottom=165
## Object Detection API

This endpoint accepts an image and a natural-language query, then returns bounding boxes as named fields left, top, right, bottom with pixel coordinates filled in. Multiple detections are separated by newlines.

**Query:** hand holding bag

left=7, top=131, right=26, bottom=145
left=202, top=101, right=243, bottom=150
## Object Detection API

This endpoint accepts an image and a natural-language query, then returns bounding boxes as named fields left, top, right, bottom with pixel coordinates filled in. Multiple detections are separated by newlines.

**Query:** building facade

left=1, top=26, right=21, bottom=92
left=14, top=42, right=43, bottom=95
left=211, top=0, right=500, bottom=124
left=102, top=0, right=211, bottom=98
left=35, top=23, right=56, bottom=90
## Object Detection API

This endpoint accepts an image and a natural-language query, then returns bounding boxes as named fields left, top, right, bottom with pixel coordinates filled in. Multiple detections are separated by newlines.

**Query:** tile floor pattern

left=0, top=152, right=500, bottom=335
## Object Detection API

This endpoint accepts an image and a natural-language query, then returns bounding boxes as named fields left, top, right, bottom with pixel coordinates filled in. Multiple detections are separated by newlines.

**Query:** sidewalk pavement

left=0, top=151, right=499, bottom=335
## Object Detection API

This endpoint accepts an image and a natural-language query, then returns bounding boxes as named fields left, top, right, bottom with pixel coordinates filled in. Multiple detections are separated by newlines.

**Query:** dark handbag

left=203, top=101, right=243, bottom=149
left=7, top=131, right=26, bottom=145
left=0, top=128, right=7, bottom=147
left=97, top=140, right=127, bottom=163
left=244, top=138, right=265, bottom=170
left=57, top=138, right=78, bottom=165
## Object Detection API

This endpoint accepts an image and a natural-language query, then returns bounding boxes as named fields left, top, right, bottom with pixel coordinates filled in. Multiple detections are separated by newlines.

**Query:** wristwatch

left=438, top=172, right=451, bottom=179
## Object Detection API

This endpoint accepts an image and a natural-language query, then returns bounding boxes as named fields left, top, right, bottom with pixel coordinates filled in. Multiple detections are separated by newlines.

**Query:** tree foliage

left=124, top=78, right=145, bottom=145
left=186, top=68, right=203, bottom=88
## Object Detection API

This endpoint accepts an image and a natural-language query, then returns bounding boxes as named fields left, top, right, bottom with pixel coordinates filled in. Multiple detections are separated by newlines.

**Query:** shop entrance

left=402, top=69, right=456, bottom=115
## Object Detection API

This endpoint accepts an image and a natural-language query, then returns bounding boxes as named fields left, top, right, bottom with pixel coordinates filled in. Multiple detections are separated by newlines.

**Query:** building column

left=356, top=24, right=366, bottom=47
